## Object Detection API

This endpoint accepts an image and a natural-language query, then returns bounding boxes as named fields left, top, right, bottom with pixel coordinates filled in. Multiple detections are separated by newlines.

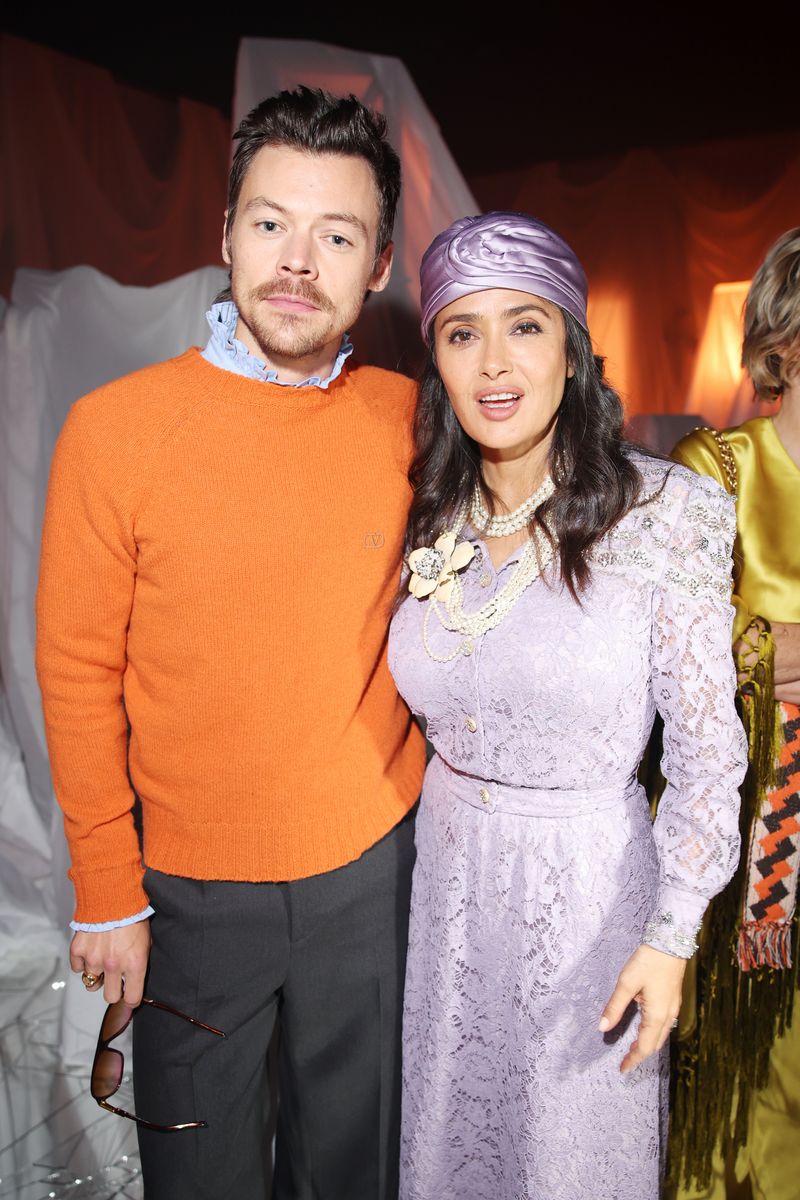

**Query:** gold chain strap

left=698, top=426, right=738, bottom=495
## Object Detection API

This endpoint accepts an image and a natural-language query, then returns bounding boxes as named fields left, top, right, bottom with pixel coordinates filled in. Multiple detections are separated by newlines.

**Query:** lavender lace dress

left=388, top=457, right=748, bottom=1200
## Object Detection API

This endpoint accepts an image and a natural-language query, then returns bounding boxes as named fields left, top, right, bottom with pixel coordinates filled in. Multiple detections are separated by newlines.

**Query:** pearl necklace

left=471, top=475, right=554, bottom=537
left=422, top=478, right=555, bottom=663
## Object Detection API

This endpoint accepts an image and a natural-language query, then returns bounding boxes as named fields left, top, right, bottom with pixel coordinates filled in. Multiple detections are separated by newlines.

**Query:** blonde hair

left=742, top=227, right=800, bottom=400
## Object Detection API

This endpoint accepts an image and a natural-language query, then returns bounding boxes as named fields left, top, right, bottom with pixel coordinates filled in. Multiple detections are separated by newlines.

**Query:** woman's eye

left=513, top=321, right=542, bottom=335
left=448, top=328, right=475, bottom=345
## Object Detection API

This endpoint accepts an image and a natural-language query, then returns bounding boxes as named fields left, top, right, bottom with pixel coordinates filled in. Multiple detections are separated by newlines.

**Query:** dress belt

left=432, top=756, right=644, bottom=818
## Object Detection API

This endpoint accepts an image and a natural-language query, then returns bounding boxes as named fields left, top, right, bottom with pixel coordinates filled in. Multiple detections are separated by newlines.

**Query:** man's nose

left=277, top=230, right=318, bottom=277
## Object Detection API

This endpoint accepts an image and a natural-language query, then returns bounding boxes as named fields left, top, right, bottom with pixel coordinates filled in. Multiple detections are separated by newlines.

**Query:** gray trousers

left=132, top=808, right=416, bottom=1200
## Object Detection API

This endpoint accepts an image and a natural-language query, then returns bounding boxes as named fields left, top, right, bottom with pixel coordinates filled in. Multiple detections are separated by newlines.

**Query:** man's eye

left=258, top=221, right=279, bottom=233
left=329, top=234, right=351, bottom=247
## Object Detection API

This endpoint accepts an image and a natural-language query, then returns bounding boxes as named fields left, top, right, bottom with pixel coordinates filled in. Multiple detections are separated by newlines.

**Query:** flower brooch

left=407, top=532, right=475, bottom=601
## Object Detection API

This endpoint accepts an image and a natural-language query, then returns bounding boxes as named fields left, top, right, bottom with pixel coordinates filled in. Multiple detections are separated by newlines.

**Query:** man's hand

left=598, top=943, right=687, bottom=1073
left=70, top=920, right=152, bottom=1006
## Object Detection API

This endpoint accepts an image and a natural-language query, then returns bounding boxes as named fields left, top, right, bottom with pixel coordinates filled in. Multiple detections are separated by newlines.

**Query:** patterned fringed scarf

left=739, top=698, right=800, bottom=970
left=667, top=626, right=800, bottom=1191
left=737, top=620, right=800, bottom=970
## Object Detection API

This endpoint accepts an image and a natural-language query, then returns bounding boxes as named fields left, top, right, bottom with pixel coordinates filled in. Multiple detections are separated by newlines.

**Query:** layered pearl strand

left=422, top=475, right=556, bottom=663
left=470, top=475, right=553, bottom=537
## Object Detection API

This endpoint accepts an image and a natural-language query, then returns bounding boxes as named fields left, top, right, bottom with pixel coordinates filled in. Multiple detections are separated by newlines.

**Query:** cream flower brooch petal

left=408, top=532, right=475, bottom=600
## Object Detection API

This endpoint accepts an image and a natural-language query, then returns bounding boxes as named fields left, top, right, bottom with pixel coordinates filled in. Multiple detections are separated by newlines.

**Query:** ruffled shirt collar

left=201, top=300, right=353, bottom=388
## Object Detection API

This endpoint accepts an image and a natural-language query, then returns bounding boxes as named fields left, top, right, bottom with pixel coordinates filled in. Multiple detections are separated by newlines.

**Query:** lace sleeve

left=644, top=469, right=748, bottom=957
left=672, top=426, right=756, bottom=643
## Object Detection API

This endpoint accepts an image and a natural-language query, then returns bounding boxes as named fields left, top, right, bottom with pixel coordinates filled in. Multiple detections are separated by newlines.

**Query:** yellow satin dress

left=674, top=418, right=800, bottom=639
left=672, top=416, right=800, bottom=1200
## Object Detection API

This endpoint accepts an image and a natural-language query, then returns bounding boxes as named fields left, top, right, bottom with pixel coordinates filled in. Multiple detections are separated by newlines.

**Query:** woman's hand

left=733, top=619, right=800, bottom=703
left=733, top=616, right=769, bottom=687
left=773, top=621, right=800, bottom=703
left=598, top=944, right=687, bottom=1073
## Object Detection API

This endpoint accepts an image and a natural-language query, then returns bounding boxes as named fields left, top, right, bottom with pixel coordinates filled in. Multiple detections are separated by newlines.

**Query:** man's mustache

left=250, top=279, right=334, bottom=313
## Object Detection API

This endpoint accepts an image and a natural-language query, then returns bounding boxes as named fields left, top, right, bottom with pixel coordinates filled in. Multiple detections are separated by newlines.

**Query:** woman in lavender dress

left=388, top=213, right=748, bottom=1200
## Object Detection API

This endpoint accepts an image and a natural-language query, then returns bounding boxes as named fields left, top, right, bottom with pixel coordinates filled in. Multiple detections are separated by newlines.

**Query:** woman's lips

left=476, top=390, right=522, bottom=420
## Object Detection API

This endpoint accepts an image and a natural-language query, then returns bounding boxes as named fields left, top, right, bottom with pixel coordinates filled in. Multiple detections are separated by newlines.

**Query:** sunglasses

left=91, top=996, right=225, bottom=1131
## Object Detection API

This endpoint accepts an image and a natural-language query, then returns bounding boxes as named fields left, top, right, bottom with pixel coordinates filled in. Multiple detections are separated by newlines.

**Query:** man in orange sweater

left=36, top=87, right=425, bottom=1199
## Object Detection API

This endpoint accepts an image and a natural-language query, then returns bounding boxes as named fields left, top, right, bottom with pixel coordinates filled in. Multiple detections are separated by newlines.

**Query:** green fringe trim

left=665, top=625, right=798, bottom=1190
left=738, top=621, right=781, bottom=802
left=667, top=893, right=798, bottom=1190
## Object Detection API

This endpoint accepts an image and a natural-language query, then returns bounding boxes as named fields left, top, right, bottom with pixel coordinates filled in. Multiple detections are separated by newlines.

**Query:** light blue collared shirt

left=201, top=300, right=353, bottom=387
left=72, top=301, right=355, bottom=935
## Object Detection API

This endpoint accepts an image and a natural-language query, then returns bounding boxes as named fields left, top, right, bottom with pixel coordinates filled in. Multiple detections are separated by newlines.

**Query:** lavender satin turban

left=419, top=211, right=589, bottom=344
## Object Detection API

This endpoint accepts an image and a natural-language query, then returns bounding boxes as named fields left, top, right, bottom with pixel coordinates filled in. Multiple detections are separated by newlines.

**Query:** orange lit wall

left=474, top=136, right=800, bottom=418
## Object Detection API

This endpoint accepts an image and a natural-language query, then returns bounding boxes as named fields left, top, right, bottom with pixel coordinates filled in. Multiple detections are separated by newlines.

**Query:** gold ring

left=81, top=970, right=104, bottom=988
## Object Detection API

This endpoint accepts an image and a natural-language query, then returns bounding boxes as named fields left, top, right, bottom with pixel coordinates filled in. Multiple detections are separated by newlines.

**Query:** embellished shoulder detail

left=658, top=462, right=737, bottom=602
left=591, top=453, right=736, bottom=602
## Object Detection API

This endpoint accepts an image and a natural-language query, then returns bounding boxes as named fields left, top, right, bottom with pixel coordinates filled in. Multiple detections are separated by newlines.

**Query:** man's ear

left=221, top=211, right=232, bottom=266
left=368, top=242, right=394, bottom=294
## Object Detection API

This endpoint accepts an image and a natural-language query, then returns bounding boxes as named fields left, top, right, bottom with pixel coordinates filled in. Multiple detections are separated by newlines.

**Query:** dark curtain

left=0, top=34, right=229, bottom=297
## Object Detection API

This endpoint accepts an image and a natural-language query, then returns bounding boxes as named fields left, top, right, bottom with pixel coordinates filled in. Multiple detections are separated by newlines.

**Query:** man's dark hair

left=226, top=86, right=401, bottom=258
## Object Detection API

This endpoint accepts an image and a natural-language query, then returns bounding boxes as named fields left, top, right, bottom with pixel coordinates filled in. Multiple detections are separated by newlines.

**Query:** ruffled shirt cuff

left=71, top=905, right=154, bottom=933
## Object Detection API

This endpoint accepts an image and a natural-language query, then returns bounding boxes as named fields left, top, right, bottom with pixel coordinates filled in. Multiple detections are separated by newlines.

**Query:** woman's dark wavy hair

left=401, top=310, right=645, bottom=604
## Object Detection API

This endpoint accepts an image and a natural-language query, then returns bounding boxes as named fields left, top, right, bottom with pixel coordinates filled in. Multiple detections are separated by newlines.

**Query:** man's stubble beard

left=232, top=275, right=363, bottom=363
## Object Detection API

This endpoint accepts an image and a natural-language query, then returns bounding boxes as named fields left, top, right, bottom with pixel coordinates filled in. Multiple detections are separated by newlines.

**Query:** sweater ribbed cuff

left=70, top=860, right=149, bottom=926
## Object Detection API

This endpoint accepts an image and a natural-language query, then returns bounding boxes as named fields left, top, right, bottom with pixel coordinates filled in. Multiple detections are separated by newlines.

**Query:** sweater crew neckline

left=185, top=346, right=355, bottom=408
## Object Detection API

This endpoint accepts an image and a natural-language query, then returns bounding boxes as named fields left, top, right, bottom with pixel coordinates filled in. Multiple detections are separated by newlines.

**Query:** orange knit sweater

left=36, top=349, right=426, bottom=923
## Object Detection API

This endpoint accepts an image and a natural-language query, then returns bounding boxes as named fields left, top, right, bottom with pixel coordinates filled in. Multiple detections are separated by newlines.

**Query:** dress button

left=462, top=640, right=474, bottom=656
left=479, top=572, right=492, bottom=588
left=465, top=716, right=477, bottom=733
left=479, top=787, right=490, bottom=805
